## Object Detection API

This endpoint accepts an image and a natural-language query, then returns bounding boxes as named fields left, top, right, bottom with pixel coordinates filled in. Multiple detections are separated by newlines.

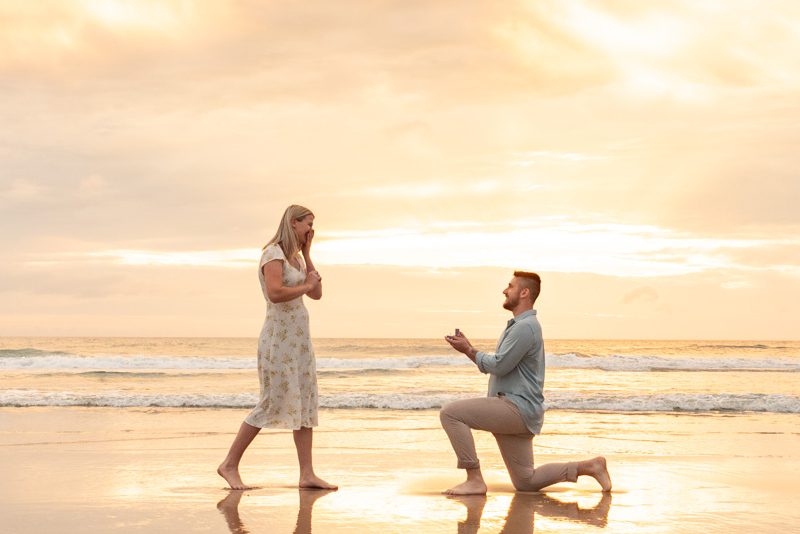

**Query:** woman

left=217, top=205, right=336, bottom=490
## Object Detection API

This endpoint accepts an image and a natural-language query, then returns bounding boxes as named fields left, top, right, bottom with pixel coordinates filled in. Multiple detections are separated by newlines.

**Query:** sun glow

left=313, top=222, right=766, bottom=277
left=82, top=0, right=186, bottom=30
left=89, top=248, right=258, bottom=267
left=75, top=221, right=796, bottom=279
left=562, top=4, right=688, bottom=59
left=507, top=1, right=712, bottom=99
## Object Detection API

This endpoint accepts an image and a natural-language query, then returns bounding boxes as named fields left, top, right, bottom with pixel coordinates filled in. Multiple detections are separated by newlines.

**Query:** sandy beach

left=2, top=406, right=798, bottom=533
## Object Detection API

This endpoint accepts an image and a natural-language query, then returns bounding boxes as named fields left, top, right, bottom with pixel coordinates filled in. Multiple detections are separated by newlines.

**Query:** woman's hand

left=304, top=270, right=322, bottom=293
left=302, top=228, right=314, bottom=257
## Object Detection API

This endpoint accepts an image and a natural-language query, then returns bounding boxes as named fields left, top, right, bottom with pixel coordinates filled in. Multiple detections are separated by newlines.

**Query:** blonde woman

left=218, top=205, right=336, bottom=490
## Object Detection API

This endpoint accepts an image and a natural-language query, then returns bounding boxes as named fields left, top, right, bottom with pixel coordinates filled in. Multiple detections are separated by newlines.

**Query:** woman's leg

left=218, top=421, right=261, bottom=489
left=293, top=427, right=338, bottom=490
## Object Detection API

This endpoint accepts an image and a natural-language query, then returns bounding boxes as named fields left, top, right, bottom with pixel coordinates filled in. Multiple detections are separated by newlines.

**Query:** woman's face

left=292, top=214, right=315, bottom=245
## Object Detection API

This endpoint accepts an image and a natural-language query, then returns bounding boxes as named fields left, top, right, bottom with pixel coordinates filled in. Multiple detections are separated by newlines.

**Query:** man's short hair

left=514, top=271, right=541, bottom=303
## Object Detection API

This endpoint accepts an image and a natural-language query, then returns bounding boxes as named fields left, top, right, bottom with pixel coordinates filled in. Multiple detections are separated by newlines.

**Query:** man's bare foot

left=218, top=463, right=252, bottom=490
left=443, top=479, right=488, bottom=495
left=299, top=474, right=338, bottom=490
left=586, top=457, right=612, bottom=492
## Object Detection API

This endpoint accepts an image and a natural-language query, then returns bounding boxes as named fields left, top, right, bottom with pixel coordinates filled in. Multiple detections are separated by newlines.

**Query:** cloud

left=79, top=174, right=108, bottom=195
left=622, top=286, right=659, bottom=304
left=0, top=178, right=46, bottom=202
left=349, top=178, right=534, bottom=198
left=3, top=2, right=800, bottom=234
left=40, top=218, right=796, bottom=281
left=510, top=151, right=608, bottom=168
left=87, top=248, right=257, bottom=267
left=1, top=1, right=800, bottom=337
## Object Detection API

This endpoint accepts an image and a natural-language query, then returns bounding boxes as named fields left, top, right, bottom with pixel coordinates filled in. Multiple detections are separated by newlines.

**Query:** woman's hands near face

left=302, top=228, right=314, bottom=256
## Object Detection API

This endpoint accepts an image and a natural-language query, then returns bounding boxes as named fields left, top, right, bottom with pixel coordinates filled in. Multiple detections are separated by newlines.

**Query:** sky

left=2, top=0, right=799, bottom=339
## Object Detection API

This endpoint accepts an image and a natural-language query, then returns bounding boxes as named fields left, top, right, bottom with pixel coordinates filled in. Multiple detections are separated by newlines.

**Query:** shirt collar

left=507, top=309, right=536, bottom=328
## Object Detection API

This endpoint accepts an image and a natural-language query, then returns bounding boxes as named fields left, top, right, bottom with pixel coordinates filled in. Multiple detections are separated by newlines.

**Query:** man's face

left=502, top=277, right=521, bottom=311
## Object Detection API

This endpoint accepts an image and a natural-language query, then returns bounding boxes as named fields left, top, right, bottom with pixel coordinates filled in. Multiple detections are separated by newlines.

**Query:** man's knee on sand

left=440, top=399, right=474, bottom=430
left=439, top=401, right=456, bottom=426
left=509, top=477, right=539, bottom=492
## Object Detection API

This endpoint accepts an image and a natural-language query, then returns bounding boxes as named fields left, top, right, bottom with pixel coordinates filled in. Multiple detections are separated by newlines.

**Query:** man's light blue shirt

left=474, top=309, right=545, bottom=434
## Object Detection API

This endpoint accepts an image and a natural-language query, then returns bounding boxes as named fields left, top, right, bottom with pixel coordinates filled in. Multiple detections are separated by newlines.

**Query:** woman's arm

left=263, top=260, right=320, bottom=303
left=302, top=231, right=322, bottom=300
left=304, top=259, right=322, bottom=300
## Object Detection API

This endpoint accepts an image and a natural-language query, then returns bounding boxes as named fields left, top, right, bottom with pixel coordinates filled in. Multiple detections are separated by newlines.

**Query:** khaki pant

left=440, top=396, right=578, bottom=491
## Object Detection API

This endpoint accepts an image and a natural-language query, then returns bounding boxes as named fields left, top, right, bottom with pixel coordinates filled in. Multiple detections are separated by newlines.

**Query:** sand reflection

left=450, top=492, right=612, bottom=533
left=217, top=490, right=250, bottom=534
left=217, top=489, right=335, bottom=534
left=217, top=489, right=609, bottom=533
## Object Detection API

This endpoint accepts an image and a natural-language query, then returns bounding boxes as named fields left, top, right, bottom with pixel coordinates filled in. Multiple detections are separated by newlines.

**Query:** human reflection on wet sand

left=217, top=488, right=335, bottom=534
left=217, top=489, right=609, bottom=533
left=452, top=495, right=487, bottom=534
left=216, top=490, right=250, bottom=534
left=450, top=492, right=612, bottom=534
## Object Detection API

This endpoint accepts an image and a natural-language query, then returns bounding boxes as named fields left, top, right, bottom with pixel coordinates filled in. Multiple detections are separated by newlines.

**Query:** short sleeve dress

left=244, top=244, right=319, bottom=430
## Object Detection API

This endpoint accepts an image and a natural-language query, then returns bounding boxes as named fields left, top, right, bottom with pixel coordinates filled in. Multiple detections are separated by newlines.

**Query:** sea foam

left=2, top=350, right=798, bottom=372
left=2, top=389, right=798, bottom=414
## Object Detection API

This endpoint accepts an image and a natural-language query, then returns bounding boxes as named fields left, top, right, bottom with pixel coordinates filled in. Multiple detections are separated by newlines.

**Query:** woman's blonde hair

left=264, top=205, right=314, bottom=260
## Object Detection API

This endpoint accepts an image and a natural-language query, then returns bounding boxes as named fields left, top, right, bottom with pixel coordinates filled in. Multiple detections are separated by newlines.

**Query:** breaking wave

left=2, top=390, right=798, bottom=414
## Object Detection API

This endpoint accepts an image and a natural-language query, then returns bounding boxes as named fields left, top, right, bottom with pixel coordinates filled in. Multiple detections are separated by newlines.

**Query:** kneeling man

left=441, top=271, right=612, bottom=495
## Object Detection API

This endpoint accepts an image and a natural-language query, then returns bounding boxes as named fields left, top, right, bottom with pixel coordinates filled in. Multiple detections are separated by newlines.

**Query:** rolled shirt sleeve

left=475, top=323, right=536, bottom=377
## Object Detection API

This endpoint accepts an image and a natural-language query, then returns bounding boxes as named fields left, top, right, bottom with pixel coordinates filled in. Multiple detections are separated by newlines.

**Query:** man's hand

left=444, top=331, right=477, bottom=362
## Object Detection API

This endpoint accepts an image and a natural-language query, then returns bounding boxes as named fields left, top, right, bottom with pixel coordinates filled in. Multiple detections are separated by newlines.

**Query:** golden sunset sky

left=2, top=0, right=799, bottom=338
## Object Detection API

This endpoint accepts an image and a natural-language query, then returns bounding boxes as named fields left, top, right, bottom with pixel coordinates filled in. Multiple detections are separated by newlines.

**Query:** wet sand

left=1, top=407, right=798, bottom=533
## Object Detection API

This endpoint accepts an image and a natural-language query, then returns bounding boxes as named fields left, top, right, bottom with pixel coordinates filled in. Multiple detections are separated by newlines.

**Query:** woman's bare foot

left=299, top=473, right=338, bottom=490
left=443, top=478, right=488, bottom=495
left=218, top=463, right=252, bottom=490
left=585, top=457, right=612, bottom=492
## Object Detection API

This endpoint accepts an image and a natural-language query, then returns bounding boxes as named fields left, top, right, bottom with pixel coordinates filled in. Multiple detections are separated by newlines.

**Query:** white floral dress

left=244, top=244, right=318, bottom=429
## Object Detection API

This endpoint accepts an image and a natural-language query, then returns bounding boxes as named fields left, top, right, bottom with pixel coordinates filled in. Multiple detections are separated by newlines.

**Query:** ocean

left=2, top=337, right=799, bottom=414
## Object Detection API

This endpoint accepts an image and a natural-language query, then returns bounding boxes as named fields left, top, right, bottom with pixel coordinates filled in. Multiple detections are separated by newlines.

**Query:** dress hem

left=244, top=418, right=319, bottom=431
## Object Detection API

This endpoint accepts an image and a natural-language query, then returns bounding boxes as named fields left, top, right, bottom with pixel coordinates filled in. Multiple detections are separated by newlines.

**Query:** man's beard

left=503, top=296, right=517, bottom=310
